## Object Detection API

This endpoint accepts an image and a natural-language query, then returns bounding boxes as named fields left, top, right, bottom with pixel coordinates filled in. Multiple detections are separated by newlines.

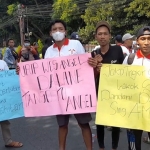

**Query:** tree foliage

left=1, top=0, right=150, bottom=45
left=79, top=0, right=113, bottom=43
left=52, top=0, right=81, bottom=34
left=52, top=0, right=79, bottom=23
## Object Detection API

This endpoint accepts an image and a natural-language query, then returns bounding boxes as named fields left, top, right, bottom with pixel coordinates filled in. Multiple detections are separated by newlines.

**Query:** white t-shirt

left=121, top=46, right=130, bottom=56
left=0, top=60, right=9, bottom=71
left=123, top=52, right=150, bottom=67
left=44, top=39, right=85, bottom=58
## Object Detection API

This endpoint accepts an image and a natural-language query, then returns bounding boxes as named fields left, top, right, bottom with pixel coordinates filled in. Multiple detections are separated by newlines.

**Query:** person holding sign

left=90, top=21, right=124, bottom=150
left=44, top=19, right=92, bottom=150
left=0, top=57, right=23, bottom=148
left=123, top=26, right=150, bottom=150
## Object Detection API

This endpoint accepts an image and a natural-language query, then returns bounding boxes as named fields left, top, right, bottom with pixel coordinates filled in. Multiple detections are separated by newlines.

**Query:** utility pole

left=17, top=4, right=25, bottom=46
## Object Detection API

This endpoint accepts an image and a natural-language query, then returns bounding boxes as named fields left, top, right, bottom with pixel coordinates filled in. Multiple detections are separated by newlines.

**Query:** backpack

left=127, top=53, right=135, bottom=65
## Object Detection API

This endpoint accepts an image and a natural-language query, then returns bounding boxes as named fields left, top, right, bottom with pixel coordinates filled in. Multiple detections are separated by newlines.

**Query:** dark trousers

left=132, top=130, right=150, bottom=150
left=97, top=125, right=120, bottom=149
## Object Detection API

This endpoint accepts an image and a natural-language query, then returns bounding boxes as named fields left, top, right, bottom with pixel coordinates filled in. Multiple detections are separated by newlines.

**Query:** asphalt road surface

left=0, top=114, right=149, bottom=150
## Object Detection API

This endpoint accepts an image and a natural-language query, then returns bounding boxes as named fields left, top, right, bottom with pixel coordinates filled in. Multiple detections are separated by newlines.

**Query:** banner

left=96, top=64, right=150, bottom=131
left=19, top=53, right=97, bottom=117
left=0, top=70, right=24, bottom=121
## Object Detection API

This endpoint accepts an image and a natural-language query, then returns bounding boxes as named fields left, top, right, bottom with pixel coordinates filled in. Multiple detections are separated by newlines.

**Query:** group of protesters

left=0, top=18, right=150, bottom=150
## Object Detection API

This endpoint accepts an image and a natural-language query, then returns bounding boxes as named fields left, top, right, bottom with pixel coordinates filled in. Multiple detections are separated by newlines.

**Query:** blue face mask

left=24, top=43, right=30, bottom=47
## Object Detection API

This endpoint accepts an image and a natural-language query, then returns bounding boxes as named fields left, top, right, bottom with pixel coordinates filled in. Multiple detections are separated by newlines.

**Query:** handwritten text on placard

left=96, top=64, right=150, bottom=131
left=0, top=70, right=24, bottom=121
left=19, top=53, right=97, bottom=117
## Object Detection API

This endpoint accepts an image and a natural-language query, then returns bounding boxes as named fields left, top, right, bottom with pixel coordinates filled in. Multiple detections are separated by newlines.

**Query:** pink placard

left=19, top=53, right=97, bottom=117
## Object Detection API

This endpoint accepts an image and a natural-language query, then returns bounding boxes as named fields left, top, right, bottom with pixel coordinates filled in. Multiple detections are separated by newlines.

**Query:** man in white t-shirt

left=0, top=58, right=23, bottom=148
left=123, top=26, right=150, bottom=150
left=45, top=19, right=92, bottom=150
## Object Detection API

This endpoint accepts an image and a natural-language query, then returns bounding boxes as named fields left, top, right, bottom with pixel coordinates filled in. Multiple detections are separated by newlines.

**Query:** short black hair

left=7, top=38, right=14, bottom=43
left=49, top=19, right=67, bottom=31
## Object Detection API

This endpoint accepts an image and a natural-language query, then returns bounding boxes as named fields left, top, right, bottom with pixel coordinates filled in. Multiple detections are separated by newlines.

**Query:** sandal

left=5, top=141, right=23, bottom=148
left=143, top=137, right=150, bottom=144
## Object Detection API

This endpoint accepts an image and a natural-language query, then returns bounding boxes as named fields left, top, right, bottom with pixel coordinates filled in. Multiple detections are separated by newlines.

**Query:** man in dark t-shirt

left=88, top=21, right=124, bottom=150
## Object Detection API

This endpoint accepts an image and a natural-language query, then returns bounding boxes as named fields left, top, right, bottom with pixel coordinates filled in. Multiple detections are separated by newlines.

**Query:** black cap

left=70, top=32, right=79, bottom=40
left=137, top=26, right=150, bottom=39
left=96, top=21, right=111, bottom=32
left=115, top=35, right=122, bottom=43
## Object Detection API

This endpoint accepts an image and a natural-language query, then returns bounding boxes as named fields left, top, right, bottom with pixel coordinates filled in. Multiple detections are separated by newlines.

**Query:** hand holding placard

left=96, top=64, right=150, bottom=131
left=19, top=53, right=97, bottom=117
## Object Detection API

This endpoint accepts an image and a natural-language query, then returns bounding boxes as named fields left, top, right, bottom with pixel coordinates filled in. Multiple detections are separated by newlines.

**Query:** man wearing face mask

left=45, top=19, right=92, bottom=150
left=20, top=39, right=37, bottom=62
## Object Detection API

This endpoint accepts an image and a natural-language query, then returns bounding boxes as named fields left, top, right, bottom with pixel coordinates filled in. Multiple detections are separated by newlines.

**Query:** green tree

left=52, top=0, right=79, bottom=23
left=79, top=0, right=113, bottom=43
left=52, top=0, right=80, bottom=34
left=7, top=3, right=17, bottom=15
left=124, top=0, right=150, bottom=34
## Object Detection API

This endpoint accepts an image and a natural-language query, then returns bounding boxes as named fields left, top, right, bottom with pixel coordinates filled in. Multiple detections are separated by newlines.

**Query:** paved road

left=0, top=115, right=149, bottom=150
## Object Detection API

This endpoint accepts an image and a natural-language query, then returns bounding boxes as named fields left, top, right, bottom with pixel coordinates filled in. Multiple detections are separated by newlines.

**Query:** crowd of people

left=0, top=19, right=150, bottom=150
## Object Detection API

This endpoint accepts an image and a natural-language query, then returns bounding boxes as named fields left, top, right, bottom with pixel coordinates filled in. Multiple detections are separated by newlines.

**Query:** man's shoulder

left=0, top=60, right=6, bottom=64
left=5, top=47, right=10, bottom=51
left=69, top=39, right=81, bottom=45
left=110, top=45, right=122, bottom=50
left=46, top=44, right=54, bottom=51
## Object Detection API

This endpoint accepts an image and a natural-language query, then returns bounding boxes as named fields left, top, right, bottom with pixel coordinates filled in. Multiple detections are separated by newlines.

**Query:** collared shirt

left=44, top=39, right=85, bottom=58
left=123, top=50, right=150, bottom=66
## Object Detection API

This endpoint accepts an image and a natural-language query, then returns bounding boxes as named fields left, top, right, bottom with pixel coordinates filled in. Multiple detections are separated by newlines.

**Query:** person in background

left=70, top=32, right=86, bottom=52
left=115, top=35, right=122, bottom=46
left=32, top=42, right=40, bottom=60
left=20, top=39, right=37, bottom=62
left=115, top=35, right=130, bottom=56
left=42, top=37, right=53, bottom=58
left=70, top=32, right=79, bottom=40
left=122, top=33, right=134, bottom=53
left=132, top=40, right=139, bottom=53
left=4, top=38, right=19, bottom=69
left=0, top=56, right=23, bottom=148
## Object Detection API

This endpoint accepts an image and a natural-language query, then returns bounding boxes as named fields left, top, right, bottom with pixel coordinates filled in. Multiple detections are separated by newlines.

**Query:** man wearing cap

left=89, top=21, right=124, bottom=150
left=122, top=33, right=134, bottom=53
left=70, top=32, right=79, bottom=40
left=123, top=26, right=150, bottom=150
left=115, top=35, right=130, bottom=56
left=115, top=35, right=122, bottom=45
